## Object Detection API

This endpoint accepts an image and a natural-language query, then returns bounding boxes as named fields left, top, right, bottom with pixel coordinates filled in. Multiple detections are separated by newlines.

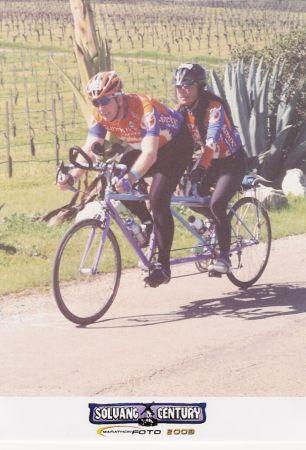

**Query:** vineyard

left=0, top=0, right=306, bottom=183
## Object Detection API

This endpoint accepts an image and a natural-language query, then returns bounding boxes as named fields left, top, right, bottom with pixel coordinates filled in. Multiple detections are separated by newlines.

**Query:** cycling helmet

left=86, top=71, right=123, bottom=102
left=173, top=63, right=207, bottom=86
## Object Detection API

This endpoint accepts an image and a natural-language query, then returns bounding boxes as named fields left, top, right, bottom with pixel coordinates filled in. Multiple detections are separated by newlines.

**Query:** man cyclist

left=58, top=70, right=193, bottom=288
left=173, top=63, right=246, bottom=274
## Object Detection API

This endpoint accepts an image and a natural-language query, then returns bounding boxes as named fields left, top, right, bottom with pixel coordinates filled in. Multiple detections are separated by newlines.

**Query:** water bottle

left=125, top=217, right=147, bottom=246
left=188, top=215, right=207, bottom=234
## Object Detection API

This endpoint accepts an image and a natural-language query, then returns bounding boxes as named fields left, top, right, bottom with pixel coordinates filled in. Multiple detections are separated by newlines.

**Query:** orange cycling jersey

left=184, top=99, right=242, bottom=169
left=88, top=94, right=184, bottom=149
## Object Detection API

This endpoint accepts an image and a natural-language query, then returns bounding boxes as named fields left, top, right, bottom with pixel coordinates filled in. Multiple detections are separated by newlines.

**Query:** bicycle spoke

left=53, top=219, right=121, bottom=325
left=228, top=198, right=271, bottom=288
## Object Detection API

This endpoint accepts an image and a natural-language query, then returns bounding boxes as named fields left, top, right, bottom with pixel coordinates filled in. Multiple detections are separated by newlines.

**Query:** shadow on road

left=92, top=282, right=306, bottom=328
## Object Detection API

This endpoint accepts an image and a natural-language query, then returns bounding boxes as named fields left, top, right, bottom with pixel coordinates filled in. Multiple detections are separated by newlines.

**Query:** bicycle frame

left=80, top=186, right=262, bottom=275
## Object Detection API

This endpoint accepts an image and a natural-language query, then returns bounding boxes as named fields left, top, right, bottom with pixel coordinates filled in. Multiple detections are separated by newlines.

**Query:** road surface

left=0, top=234, right=305, bottom=396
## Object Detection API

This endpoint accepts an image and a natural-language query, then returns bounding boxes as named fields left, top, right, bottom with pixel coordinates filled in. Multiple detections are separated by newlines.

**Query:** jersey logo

left=143, top=110, right=156, bottom=130
left=209, top=106, right=222, bottom=124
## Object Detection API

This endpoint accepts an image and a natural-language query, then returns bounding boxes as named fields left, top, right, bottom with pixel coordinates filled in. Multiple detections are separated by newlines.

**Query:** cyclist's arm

left=198, top=103, right=224, bottom=170
left=129, top=135, right=159, bottom=181
left=123, top=102, right=161, bottom=184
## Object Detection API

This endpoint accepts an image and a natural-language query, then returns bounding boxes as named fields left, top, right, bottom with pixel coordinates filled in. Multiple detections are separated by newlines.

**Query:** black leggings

left=196, top=148, right=246, bottom=253
left=120, top=126, right=193, bottom=271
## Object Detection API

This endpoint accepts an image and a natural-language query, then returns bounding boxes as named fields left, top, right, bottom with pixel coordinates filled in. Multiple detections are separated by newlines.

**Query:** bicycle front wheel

left=53, top=219, right=121, bottom=325
left=227, top=197, right=271, bottom=288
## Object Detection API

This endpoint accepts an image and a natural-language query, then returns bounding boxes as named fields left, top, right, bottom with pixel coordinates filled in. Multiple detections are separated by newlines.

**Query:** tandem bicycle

left=52, top=147, right=272, bottom=325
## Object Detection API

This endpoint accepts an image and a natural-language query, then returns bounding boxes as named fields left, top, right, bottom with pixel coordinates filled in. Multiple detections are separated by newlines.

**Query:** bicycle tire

left=52, top=219, right=121, bottom=325
left=227, top=197, right=271, bottom=289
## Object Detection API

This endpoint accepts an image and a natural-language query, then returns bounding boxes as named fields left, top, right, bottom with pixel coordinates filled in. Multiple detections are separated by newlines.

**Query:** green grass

left=1, top=196, right=306, bottom=296
left=268, top=196, right=306, bottom=238
left=0, top=40, right=70, bottom=53
left=113, top=50, right=228, bottom=67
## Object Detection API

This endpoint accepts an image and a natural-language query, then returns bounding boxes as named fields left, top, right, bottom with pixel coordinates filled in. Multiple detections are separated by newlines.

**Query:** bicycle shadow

left=91, top=282, right=306, bottom=328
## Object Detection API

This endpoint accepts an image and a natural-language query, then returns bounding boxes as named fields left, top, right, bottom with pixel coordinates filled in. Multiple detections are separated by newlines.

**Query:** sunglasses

left=92, top=95, right=114, bottom=107
left=176, top=82, right=195, bottom=89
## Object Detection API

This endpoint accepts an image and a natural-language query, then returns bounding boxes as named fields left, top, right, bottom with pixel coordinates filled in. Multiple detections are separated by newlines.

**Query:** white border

left=0, top=397, right=306, bottom=447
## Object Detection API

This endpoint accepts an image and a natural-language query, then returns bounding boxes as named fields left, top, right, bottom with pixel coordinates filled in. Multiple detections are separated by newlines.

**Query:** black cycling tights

left=209, top=172, right=241, bottom=252
left=120, top=166, right=179, bottom=270
left=120, top=127, right=193, bottom=271
left=197, top=149, right=246, bottom=253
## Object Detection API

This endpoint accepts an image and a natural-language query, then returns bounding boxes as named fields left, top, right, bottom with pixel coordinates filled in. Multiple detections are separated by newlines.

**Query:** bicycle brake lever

left=56, top=161, right=79, bottom=193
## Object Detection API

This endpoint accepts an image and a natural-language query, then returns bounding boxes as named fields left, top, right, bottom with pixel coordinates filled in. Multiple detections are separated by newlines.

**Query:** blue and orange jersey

left=184, top=99, right=242, bottom=169
left=88, top=94, right=184, bottom=149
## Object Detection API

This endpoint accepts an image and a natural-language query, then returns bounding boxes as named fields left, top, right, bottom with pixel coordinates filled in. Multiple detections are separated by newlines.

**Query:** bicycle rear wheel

left=227, top=197, right=271, bottom=288
left=53, top=219, right=121, bottom=325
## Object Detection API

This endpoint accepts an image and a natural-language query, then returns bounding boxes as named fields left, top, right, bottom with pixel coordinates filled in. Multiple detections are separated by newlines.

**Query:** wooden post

left=43, top=87, right=48, bottom=130
left=34, top=65, right=40, bottom=103
left=24, top=79, right=35, bottom=156
left=72, top=94, right=77, bottom=127
left=51, top=98, right=59, bottom=165
left=4, top=101, right=13, bottom=177
left=9, top=89, right=16, bottom=137
left=60, top=97, right=67, bottom=150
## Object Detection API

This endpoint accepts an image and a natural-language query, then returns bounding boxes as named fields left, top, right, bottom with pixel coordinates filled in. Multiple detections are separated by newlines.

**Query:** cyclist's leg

left=144, top=126, right=193, bottom=287
left=209, top=150, right=246, bottom=272
left=149, top=172, right=177, bottom=273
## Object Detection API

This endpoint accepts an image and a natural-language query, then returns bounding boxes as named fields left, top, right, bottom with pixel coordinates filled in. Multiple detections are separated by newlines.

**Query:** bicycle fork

left=79, top=216, right=111, bottom=275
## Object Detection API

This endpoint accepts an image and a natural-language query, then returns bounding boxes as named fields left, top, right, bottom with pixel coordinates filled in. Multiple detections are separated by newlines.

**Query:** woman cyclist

left=173, top=63, right=246, bottom=274
left=58, top=71, right=193, bottom=288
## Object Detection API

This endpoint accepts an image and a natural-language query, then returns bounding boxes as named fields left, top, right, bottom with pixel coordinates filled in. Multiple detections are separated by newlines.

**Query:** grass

left=1, top=196, right=306, bottom=296
left=268, top=196, right=306, bottom=239
left=0, top=40, right=71, bottom=53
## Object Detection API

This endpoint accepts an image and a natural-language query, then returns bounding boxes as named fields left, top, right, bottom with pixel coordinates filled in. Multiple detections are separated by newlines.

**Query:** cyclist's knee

left=149, top=187, right=171, bottom=212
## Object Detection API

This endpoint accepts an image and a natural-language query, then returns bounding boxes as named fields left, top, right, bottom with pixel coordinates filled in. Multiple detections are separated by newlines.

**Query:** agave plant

left=210, top=57, right=306, bottom=186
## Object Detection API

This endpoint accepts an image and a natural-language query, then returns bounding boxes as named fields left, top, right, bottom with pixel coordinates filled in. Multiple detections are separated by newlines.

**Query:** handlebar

left=241, top=173, right=274, bottom=190
left=69, top=146, right=93, bottom=170
left=57, top=145, right=130, bottom=194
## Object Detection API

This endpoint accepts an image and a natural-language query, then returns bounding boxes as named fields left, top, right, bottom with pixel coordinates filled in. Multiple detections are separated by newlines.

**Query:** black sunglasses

left=92, top=95, right=114, bottom=107
left=176, top=81, right=195, bottom=88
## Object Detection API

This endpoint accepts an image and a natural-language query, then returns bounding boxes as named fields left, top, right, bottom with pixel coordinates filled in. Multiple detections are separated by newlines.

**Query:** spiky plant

left=210, top=57, right=306, bottom=187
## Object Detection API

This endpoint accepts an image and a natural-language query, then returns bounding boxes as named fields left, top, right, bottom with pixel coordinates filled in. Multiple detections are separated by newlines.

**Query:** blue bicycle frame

left=89, top=185, right=260, bottom=274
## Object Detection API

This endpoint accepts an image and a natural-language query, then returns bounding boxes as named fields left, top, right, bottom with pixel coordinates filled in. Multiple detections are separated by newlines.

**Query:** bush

left=231, top=29, right=306, bottom=126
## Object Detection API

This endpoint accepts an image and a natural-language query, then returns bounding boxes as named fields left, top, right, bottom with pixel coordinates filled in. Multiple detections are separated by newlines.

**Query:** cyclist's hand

left=190, top=166, right=206, bottom=184
left=115, top=176, right=132, bottom=193
left=57, top=173, right=76, bottom=191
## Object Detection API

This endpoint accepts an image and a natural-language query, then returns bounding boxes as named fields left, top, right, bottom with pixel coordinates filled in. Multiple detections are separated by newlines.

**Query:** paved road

left=0, top=234, right=305, bottom=396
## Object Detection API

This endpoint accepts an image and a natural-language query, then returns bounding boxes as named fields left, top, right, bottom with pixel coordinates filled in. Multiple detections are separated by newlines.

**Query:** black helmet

left=173, top=63, right=207, bottom=86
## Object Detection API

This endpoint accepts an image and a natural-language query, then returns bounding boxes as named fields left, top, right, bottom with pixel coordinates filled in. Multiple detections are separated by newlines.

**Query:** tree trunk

left=69, top=0, right=99, bottom=90
left=41, top=0, right=112, bottom=225
left=70, top=0, right=99, bottom=59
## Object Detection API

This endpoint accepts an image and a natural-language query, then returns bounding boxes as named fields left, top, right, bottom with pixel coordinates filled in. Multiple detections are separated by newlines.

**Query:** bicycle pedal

left=208, top=269, right=222, bottom=278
